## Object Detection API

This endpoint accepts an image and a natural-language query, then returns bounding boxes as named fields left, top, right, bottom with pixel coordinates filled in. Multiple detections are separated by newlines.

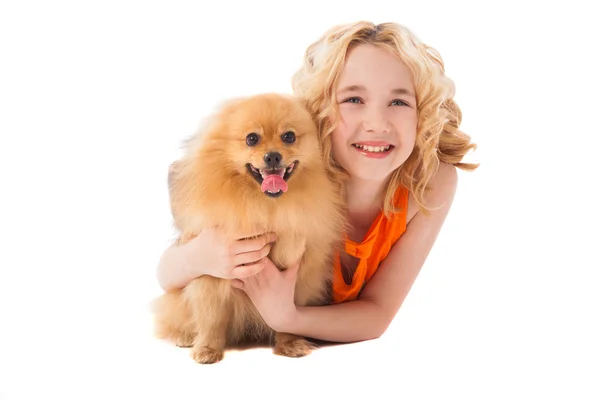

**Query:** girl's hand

left=231, top=257, right=301, bottom=332
left=182, top=228, right=278, bottom=280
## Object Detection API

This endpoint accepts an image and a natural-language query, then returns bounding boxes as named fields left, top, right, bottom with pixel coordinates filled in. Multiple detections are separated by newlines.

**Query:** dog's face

left=206, top=94, right=322, bottom=198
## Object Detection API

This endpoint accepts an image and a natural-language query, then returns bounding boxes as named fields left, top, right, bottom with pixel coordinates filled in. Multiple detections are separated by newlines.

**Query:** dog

left=152, top=93, right=347, bottom=363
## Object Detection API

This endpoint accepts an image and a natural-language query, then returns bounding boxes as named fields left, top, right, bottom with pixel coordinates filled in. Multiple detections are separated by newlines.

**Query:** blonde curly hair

left=291, top=21, right=479, bottom=217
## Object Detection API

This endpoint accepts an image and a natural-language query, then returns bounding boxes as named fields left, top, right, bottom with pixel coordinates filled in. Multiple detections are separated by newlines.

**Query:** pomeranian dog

left=152, top=93, right=347, bottom=364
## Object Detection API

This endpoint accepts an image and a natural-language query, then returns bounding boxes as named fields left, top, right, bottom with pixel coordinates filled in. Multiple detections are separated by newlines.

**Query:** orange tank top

left=332, top=186, right=409, bottom=304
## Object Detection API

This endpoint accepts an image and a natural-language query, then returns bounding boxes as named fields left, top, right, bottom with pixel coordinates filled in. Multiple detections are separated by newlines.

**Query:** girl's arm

left=156, top=242, right=200, bottom=292
left=281, top=163, right=459, bottom=342
left=156, top=229, right=277, bottom=292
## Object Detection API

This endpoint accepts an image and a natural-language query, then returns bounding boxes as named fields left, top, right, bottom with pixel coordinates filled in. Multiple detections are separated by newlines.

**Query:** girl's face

left=331, top=43, right=418, bottom=184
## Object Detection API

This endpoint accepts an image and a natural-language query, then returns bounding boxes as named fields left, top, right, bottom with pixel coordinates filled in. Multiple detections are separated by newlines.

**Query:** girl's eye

left=391, top=99, right=409, bottom=107
left=344, top=97, right=362, bottom=104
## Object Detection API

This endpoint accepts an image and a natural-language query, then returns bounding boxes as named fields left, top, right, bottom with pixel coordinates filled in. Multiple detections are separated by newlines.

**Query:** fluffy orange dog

left=152, top=93, right=346, bottom=363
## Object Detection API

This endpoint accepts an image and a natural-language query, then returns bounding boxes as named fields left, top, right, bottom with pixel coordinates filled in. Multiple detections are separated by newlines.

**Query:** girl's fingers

left=231, top=260, right=266, bottom=279
left=233, top=233, right=277, bottom=254
left=232, top=243, right=272, bottom=266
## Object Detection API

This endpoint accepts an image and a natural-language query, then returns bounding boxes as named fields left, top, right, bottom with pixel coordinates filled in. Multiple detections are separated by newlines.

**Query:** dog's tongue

left=261, top=174, right=288, bottom=193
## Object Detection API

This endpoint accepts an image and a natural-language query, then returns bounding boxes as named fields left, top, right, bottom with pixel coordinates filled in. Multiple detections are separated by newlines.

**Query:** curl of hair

left=291, top=21, right=479, bottom=217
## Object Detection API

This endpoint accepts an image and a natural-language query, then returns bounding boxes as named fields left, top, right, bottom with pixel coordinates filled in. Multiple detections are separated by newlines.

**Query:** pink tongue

left=261, top=174, right=288, bottom=193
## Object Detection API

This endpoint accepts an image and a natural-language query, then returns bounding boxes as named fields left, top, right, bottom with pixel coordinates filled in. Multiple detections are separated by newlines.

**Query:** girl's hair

left=291, top=21, right=479, bottom=217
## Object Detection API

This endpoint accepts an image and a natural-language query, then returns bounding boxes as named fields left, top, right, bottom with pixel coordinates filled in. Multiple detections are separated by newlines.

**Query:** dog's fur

left=152, top=93, right=347, bottom=363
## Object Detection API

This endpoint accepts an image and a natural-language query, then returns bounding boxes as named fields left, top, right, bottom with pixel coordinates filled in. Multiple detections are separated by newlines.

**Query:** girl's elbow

left=361, top=320, right=389, bottom=341
left=373, top=318, right=392, bottom=339
left=364, top=302, right=395, bottom=340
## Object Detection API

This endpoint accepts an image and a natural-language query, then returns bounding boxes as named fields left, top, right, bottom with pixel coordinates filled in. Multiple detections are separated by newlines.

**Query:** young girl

left=156, top=21, right=478, bottom=343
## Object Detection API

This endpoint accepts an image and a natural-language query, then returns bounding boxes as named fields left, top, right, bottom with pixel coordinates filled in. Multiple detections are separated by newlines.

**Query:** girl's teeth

left=354, top=144, right=391, bottom=152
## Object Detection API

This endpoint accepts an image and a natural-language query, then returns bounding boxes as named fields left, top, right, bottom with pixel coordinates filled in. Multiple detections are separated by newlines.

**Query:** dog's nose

left=264, top=152, right=282, bottom=168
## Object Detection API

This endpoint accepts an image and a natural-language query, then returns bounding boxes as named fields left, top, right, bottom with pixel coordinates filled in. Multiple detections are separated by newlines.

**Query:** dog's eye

left=246, top=133, right=260, bottom=146
left=281, top=131, right=296, bottom=144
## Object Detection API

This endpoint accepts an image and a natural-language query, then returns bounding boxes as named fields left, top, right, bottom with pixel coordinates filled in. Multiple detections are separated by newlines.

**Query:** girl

left=156, top=21, right=478, bottom=343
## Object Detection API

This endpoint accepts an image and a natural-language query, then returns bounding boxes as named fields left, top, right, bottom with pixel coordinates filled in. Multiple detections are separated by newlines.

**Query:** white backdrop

left=1, top=0, right=598, bottom=399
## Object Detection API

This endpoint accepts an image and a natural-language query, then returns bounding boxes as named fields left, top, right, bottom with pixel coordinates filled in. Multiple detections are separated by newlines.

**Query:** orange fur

left=152, top=93, right=347, bottom=363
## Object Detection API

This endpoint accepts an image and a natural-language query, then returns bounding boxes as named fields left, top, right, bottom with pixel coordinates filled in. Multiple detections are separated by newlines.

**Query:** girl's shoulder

left=406, top=161, right=458, bottom=225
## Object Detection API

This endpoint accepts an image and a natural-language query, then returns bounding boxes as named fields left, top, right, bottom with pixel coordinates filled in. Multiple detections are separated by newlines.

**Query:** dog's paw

left=191, top=345, right=224, bottom=364
left=273, top=337, right=317, bottom=358
left=174, top=332, right=195, bottom=348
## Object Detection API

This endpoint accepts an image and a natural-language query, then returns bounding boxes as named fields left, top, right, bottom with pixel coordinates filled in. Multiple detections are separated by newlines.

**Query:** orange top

left=332, top=186, right=409, bottom=304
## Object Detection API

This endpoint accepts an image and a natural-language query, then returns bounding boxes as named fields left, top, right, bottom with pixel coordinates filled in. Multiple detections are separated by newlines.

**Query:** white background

left=1, top=0, right=598, bottom=399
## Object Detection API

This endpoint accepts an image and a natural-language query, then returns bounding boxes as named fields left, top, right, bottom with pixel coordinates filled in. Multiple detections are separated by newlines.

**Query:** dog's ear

left=295, top=96, right=320, bottom=132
